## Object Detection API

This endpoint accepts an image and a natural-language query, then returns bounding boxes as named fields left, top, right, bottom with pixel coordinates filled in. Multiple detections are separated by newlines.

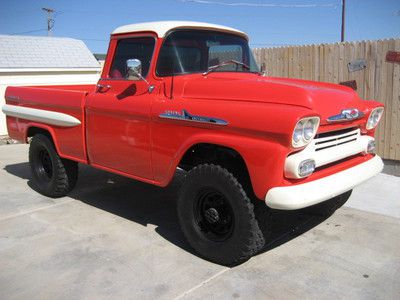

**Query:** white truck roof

left=112, top=21, right=248, bottom=40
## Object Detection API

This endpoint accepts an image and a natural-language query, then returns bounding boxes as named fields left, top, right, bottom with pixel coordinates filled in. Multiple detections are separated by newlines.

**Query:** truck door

left=86, top=36, right=156, bottom=180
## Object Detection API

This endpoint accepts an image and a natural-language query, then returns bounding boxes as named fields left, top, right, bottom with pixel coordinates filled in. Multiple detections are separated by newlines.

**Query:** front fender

left=156, top=131, right=289, bottom=200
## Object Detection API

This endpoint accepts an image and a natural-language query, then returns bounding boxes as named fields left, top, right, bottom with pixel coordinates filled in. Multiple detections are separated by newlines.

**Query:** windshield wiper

left=202, top=60, right=250, bottom=76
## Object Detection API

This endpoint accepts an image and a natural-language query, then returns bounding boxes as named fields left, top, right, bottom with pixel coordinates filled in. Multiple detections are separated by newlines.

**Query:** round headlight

left=292, top=117, right=320, bottom=148
left=293, top=122, right=304, bottom=143
left=303, top=120, right=315, bottom=140
left=366, top=107, right=384, bottom=130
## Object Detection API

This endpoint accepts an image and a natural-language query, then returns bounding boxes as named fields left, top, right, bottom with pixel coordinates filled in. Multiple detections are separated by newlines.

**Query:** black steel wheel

left=194, top=188, right=235, bottom=242
left=177, top=164, right=269, bottom=266
left=29, top=134, right=78, bottom=197
left=35, top=147, right=53, bottom=182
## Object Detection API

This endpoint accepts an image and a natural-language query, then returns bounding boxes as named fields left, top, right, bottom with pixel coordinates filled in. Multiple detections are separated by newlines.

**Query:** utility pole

left=42, top=7, right=55, bottom=37
left=341, top=0, right=346, bottom=42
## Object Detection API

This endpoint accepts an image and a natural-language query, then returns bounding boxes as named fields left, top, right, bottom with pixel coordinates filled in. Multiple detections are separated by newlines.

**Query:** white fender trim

left=2, top=104, right=81, bottom=127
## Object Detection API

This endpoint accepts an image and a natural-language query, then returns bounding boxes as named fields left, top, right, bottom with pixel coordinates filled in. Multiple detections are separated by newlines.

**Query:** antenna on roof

left=42, top=7, right=55, bottom=37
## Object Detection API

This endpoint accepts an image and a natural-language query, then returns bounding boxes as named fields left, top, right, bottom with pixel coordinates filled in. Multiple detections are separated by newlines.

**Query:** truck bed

left=26, top=84, right=97, bottom=93
left=4, top=84, right=96, bottom=163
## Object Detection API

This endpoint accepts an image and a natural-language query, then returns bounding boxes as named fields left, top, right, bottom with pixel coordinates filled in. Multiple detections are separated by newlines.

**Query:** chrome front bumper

left=265, top=155, right=383, bottom=210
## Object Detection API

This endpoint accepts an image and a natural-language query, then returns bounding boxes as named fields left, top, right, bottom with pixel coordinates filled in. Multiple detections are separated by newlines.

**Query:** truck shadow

left=5, top=162, right=329, bottom=263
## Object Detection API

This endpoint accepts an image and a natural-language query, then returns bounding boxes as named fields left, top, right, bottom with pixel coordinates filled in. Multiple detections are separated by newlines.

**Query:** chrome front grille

left=314, top=127, right=360, bottom=151
left=285, top=126, right=373, bottom=179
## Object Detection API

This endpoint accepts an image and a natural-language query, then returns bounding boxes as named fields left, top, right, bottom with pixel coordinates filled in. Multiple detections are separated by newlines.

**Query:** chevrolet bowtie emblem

left=327, top=108, right=364, bottom=123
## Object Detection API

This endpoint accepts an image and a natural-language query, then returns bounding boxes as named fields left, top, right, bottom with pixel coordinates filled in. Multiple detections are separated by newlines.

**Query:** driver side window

left=108, top=37, right=155, bottom=80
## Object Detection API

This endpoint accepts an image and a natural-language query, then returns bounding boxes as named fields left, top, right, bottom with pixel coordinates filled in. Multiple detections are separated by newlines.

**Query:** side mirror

left=126, top=59, right=142, bottom=80
left=125, top=58, right=154, bottom=93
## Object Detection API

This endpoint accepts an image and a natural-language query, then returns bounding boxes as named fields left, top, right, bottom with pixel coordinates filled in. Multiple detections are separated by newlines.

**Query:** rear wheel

left=177, top=164, right=271, bottom=265
left=305, top=190, right=352, bottom=217
left=29, top=134, right=78, bottom=197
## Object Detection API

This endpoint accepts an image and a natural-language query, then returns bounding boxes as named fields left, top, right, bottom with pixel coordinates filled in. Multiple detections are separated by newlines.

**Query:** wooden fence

left=253, top=39, right=400, bottom=161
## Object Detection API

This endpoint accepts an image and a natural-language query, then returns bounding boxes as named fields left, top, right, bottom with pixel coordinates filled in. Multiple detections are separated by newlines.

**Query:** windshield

left=156, top=30, right=259, bottom=76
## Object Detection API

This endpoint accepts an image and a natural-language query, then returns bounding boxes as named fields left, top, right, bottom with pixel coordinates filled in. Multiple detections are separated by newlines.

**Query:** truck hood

left=181, top=74, right=366, bottom=124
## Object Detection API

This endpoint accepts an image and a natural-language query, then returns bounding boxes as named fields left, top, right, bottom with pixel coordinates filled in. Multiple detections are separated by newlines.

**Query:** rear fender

left=24, top=122, right=87, bottom=164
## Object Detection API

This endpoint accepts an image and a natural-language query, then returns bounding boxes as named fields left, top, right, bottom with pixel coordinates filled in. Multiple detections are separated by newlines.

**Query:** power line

left=10, top=28, right=47, bottom=35
left=180, top=0, right=338, bottom=8
left=80, top=38, right=108, bottom=41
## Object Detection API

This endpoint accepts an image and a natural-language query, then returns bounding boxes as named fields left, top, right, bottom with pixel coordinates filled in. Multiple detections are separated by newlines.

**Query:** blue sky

left=1, top=0, right=399, bottom=53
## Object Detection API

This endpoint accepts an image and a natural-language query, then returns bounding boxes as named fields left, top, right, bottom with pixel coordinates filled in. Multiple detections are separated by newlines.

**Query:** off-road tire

left=177, top=164, right=269, bottom=266
left=251, top=195, right=273, bottom=244
left=29, top=134, right=78, bottom=197
left=305, top=190, right=352, bottom=217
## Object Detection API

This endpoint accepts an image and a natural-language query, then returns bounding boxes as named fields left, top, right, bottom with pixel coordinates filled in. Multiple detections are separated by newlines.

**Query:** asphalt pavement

left=1, top=144, right=399, bottom=300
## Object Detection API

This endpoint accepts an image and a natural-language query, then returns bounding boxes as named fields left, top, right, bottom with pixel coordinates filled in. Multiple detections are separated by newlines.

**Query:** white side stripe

left=2, top=104, right=81, bottom=127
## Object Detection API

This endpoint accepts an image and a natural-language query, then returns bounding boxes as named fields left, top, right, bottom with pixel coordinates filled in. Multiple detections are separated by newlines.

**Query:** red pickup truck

left=2, top=21, right=384, bottom=265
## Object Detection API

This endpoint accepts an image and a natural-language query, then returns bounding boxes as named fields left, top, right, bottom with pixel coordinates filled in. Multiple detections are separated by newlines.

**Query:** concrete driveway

left=1, top=144, right=399, bottom=300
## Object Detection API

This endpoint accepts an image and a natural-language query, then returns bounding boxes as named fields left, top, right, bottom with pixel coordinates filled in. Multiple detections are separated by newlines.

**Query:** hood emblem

left=327, top=108, right=364, bottom=123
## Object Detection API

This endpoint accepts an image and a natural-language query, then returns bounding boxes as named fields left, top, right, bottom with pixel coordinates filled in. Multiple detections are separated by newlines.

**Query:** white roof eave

left=0, top=68, right=101, bottom=73
left=112, top=21, right=248, bottom=40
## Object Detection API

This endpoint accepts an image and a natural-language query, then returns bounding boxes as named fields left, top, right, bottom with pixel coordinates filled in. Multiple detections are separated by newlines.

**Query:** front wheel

left=177, top=164, right=270, bottom=265
left=29, top=134, right=78, bottom=197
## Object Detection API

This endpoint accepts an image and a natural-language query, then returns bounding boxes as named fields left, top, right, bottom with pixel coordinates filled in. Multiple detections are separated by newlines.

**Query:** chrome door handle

left=96, top=83, right=111, bottom=93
